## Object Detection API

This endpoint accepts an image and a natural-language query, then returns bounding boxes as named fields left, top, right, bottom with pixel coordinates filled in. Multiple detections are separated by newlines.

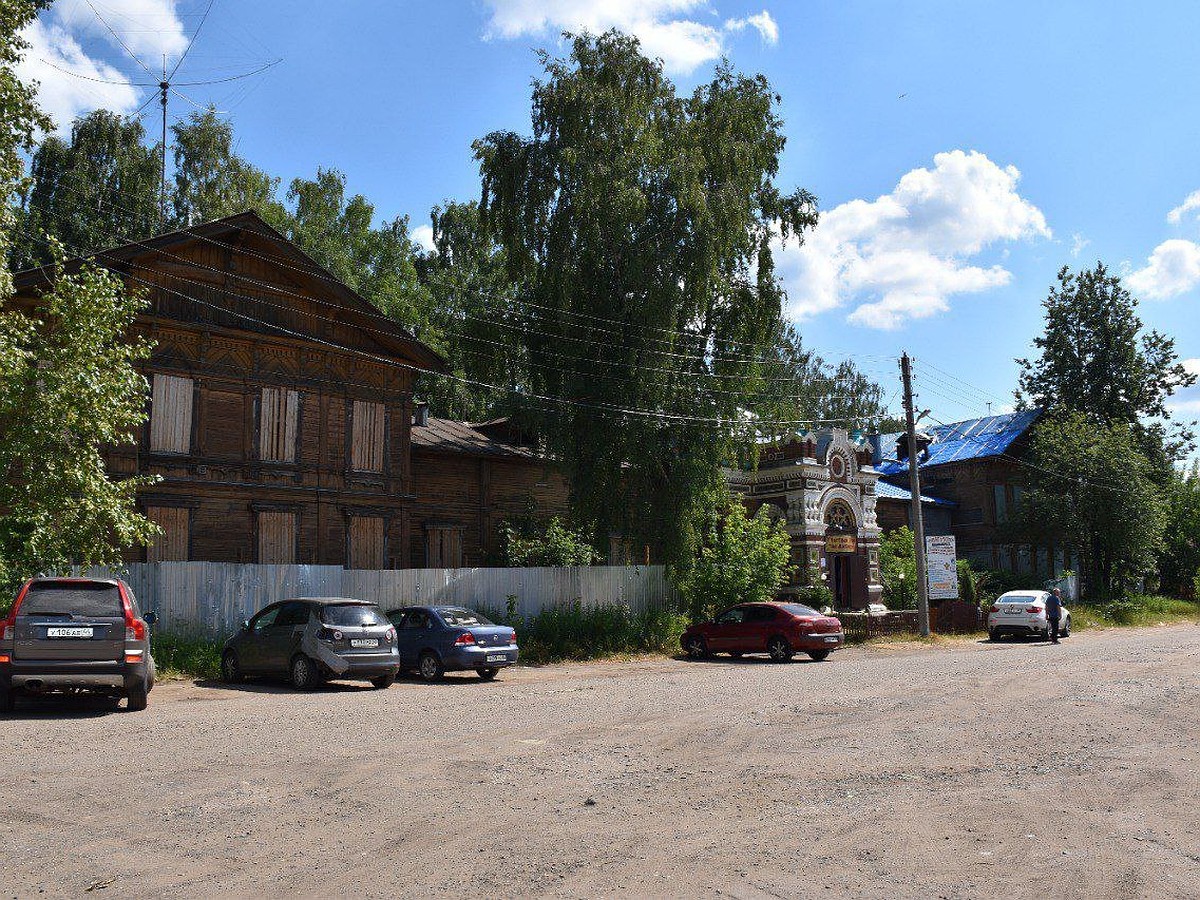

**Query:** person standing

left=1045, top=588, right=1064, bottom=644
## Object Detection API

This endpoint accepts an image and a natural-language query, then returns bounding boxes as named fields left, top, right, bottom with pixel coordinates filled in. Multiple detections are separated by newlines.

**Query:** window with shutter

left=347, top=516, right=386, bottom=569
left=259, top=387, right=299, bottom=462
left=257, top=511, right=297, bottom=564
left=426, top=527, right=463, bottom=568
left=146, top=507, right=189, bottom=561
left=149, top=374, right=193, bottom=453
left=350, top=400, right=386, bottom=473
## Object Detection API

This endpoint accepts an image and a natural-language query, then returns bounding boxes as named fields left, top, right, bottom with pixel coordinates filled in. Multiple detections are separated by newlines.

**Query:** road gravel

left=2, top=624, right=1198, bottom=898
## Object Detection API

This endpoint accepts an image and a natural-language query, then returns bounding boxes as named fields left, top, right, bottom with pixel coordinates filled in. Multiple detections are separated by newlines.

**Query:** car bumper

left=335, top=651, right=400, bottom=678
left=2, top=658, right=151, bottom=692
left=990, top=621, right=1046, bottom=636
left=443, top=646, right=519, bottom=670
left=794, top=632, right=844, bottom=651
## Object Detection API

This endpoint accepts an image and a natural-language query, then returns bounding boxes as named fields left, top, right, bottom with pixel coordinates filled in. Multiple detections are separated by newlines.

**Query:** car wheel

left=0, top=684, right=15, bottom=715
left=682, top=636, right=709, bottom=659
left=290, top=654, right=320, bottom=691
left=221, top=650, right=243, bottom=684
left=767, top=636, right=793, bottom=662
left=126, top=683, right=148, bottom=712
left=371, top=671, right=396, bottom=690
left=477, top=667, right=499, bottom=681
left=417, top=651, right=444, bottom=682
left=807, top=650, right=830, bottom=662
left=988, top=629, right=1000, bottom=642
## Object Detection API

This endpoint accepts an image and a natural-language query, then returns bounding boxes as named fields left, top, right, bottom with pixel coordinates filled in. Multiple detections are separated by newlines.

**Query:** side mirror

left=144, top=611, right=158, bottom=626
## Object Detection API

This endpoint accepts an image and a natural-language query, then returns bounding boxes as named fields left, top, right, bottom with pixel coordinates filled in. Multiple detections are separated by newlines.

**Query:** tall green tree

left=2, top=0, right=49, bottom=288
left=171, top=108, right=282, bottom=226
left=15, top=110, right=160, bottom=267
left=1016, top=264, right=1196, bottom=466
left=1013, top=410, right=1165, bottom=601
left=473, top=31, right=817, bottom=564
left=1159, top=464, right=1200, bottom=598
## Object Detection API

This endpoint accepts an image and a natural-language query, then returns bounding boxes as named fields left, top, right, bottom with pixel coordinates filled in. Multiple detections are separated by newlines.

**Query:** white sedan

left=987, top=590, right=1071, bottom=641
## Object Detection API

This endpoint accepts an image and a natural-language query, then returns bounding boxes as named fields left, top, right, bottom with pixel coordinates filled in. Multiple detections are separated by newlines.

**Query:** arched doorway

left=824, top=499, right=858, bottom=608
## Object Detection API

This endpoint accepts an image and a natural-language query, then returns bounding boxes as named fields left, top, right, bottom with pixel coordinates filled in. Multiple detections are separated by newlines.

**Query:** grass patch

left=484, top=601, right=690, bottom=665
left=1071, top=595, right=1200, bottom=630
left=151, top=631, right=223, bottom=681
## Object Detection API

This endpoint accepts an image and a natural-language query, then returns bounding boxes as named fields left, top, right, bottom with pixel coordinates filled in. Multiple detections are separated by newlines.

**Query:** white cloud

left=725, top=10, right=779, bottom=45
left=482, top=1, right=780, bottom=74
left=777, top=149, right=1050, bottom=330
left=1125, top=239, right=1200, bottom=301
left=16, top=1, right=188, bottom=132
left=410, top=224, right=436, bottom=254
left=16, top=19, right=140, bottom=130
left=1182, top=358, right=1200, bottom=378
left=1166, top=189, right=1200, bottom=226
left=1070, top=232, right=1089, bottom=258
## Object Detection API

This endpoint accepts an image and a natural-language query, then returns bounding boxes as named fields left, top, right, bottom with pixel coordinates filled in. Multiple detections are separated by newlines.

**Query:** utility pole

left=900, top=353, right=930, bottom=637
left=159, top=62, right=169, bottom=228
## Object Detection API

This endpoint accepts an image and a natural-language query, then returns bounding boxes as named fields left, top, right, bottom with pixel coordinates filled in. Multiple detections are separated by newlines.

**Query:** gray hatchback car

left=0, top=577, right=157, bottom=713
left=221, top=598, right=399, bottom=690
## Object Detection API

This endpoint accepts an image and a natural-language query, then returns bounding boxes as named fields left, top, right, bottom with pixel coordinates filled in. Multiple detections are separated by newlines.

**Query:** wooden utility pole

left=900, top=353, right=931, bottom=637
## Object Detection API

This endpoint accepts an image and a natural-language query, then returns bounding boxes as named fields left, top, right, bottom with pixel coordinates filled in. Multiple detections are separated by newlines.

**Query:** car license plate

left=486, top=653, right=507, bottom=663
left=47, top=626, right=93, bottom=638
left=823, top=636, right=839, bottom=643
left=350, top=638, right=378, bottom=648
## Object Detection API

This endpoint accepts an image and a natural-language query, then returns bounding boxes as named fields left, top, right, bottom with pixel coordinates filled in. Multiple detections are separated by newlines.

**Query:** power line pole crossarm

left=900, top=352, right=931, bottom=637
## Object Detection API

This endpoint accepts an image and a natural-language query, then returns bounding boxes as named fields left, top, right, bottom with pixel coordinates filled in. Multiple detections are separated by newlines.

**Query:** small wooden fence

left=839, top=601, right=983, bottom=643
left=79, top=562, right=676, bottom=637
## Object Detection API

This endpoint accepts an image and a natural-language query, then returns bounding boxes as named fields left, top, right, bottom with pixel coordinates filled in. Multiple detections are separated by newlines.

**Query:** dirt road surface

left=2, top=624, right=1198, bottom=899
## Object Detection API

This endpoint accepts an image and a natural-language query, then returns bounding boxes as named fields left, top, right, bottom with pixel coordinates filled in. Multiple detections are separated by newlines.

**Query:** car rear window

left=320, top=604, right=386, bottom=627
left=781, top=603, right=822, bottom=617
left=20, top=582, right=123, bottom=618
left=437, top=608, right=493, bottom=627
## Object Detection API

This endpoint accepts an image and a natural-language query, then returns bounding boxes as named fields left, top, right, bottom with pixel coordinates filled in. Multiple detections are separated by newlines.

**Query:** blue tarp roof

left=873, top=410, right=1041, bottom=477
left=874, top=479, right=956, bottom=507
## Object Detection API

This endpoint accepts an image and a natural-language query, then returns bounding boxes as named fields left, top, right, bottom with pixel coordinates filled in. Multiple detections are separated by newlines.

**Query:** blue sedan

left=385, top=606, right=518, bottom=681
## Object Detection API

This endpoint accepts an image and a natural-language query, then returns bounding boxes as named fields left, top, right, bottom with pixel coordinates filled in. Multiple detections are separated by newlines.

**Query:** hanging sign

left=926, top=534, right=959, bottom=600
left=825, top=534, right=857, bottom=554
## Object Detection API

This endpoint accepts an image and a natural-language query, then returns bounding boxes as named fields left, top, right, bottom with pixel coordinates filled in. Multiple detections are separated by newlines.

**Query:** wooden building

left=13, top=211, right=452, bottom=568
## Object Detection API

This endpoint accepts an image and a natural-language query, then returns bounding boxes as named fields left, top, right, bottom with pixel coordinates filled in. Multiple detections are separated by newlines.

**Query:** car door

left=239, top=604, right=281, bottom=673
left=739, top=606, right=776, bottom=651
left=259, top=601, right=309, bottom=672
left=707, top=607, right=747, bottom=651
left=395, top=609, right=429, bottom=668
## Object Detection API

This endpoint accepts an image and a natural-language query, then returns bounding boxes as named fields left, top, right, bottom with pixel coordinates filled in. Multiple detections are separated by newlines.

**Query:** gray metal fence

left=79, top=563, right=677, bottom=636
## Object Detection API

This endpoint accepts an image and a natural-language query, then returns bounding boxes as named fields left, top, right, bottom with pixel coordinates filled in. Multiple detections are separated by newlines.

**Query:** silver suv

left=0, top=577, right=157, bottom=713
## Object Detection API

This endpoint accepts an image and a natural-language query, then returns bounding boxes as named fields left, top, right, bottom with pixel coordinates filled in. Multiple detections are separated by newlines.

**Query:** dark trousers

left=1049, top=615, right=1061, bottom=643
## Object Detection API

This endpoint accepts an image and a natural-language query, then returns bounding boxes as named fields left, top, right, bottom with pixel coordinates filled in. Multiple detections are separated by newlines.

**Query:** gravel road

left=2, top=624, right=1198, bottom=899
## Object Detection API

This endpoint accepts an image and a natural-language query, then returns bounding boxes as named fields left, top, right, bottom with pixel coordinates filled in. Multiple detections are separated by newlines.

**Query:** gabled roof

left=873, top=479, right=956, bottom=508
left=410, top=417, right=542, bottom=460
left=12, top=210, right=447, bottom=373
left=873, top=410, right=1041, bottom=476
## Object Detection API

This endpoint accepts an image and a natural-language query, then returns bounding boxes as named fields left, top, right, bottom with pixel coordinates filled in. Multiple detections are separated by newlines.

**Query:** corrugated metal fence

left=80, top=563, right=676, bottom=637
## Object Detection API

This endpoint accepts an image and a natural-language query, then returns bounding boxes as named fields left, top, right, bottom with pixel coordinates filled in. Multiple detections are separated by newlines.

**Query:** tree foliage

left=474, top=31, right=818, bottom=564
left=1016, top=263, right=1196, bottom=465
left=172, top=108, right=282, bottom=226
left=879, top=526, right=918, bottom=610
left=498, top=517, right=598, bottom=567
left=677, top=498, right=793, bottom=620
left=0, top=254, right=158, bottom=590
left=1159, top=464, right=1200, bottom=598
left=1012, top=410, right=1165, bottom=601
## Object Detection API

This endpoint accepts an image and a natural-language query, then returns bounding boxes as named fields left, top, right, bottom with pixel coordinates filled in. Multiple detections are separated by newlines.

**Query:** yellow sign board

left=825, top=534, right=857, bottom=554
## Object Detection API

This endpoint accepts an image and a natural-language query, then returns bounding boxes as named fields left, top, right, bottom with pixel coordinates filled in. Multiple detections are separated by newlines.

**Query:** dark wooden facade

left=13, top=212, right=449, bottom=568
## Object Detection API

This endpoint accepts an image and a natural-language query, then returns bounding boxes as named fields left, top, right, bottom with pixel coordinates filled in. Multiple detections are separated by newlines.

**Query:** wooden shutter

left=426, top=527, right=463, bottom=568
left=258, top=511, right=297, bottom=564
left=150, top=374, right=193, bottom=453
left=347, top=516, right=385, bottom=569
left=350, top=400, right=386, bottom=472
left=146, top=507, right=189, bottom=561
left=260, top=388, right=299, bottom=462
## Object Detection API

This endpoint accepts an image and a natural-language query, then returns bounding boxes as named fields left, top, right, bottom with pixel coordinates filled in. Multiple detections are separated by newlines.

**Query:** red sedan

left=681, top=602, right=844, bottom=662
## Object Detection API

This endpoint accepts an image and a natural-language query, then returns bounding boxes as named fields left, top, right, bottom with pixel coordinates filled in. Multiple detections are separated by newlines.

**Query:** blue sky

left=17, top=0, right=1200, bottom=426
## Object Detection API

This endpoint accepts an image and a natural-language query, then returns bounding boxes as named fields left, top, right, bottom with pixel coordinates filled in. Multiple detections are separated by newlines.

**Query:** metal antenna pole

left=159, top=57, right=169, bottom=228
left=900, top=353, right=931, bottom=637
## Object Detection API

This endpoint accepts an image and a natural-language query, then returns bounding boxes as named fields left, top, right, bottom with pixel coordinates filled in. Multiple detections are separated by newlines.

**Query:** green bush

left=498, top=517, right=599, bottom=567
left=1072, top=594, right=1200, bottom=629
left=791, top=583, right=835, bottom=609
left=151, top=632, right=223, bottom=680
left=879, top=527, right=917, bottom=609
left=483, top=601, right=689, bottom=664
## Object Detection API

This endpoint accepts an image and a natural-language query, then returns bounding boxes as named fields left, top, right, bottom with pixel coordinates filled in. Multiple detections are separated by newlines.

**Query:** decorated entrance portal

left=727, top=428, right=883, bottom=610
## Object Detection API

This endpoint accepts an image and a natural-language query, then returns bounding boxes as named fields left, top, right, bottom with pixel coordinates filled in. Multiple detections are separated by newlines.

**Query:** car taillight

left=0, top=654, right=10, bottom=664
left=989, top=604, right=1000, bottom=613
left=509, top=629, right=517, bottom=645
left=385, top=627, right=395, bottom=643
left=793, top=617, right=815, bottom=631
left=125, top=620, right=146, bottom=642
left=1, top=622, right=13, bottom=641
left=454, top=632, right=476, bottom=646
left=1026, top=606, right=1040, bottom=614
